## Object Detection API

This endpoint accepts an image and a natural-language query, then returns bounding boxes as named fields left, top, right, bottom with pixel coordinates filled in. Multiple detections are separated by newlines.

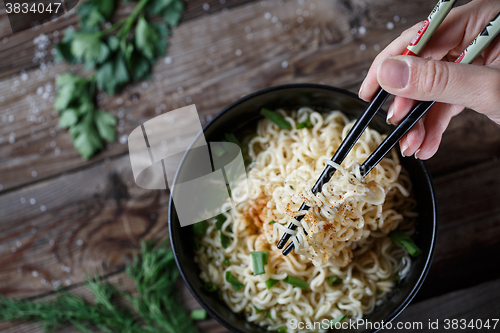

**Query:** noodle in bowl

left=194, top=108, right=416, bottom=332
left=169, top=84, right=437, bottom=333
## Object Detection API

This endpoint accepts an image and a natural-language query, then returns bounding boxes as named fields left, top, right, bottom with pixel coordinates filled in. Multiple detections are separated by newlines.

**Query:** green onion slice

left=254, top=306, right=263, bottom=313
left=190, top=309, right=207, bottom=321
left=192, top=220, right=208, bottom=236
left=224, top=133, right=240, bottom=146
left=283, top=274, right=308, bottom=290
left=277, top=326, right=287, bottom=333
left=225, top=271, right=244, bottom=291
left=251, top=251, right=269, bottom=276
left=265, top=278, right=279, bottom=289
left=331, top=314, right=346, bottom=325
left=215, top=214, right=227, bottom=230
left=388, top=230, right=422, bottom=257
left=260, top=108, right=291, bottom=130
left=296, top=119, right=313, bottom=129
left=220, top=231, right=231, bottom=249
left=223, top=257, right=231, bottom=266
left=269, top=220, right=276, bottom=225
left=328, top=275, right=342, bottom=286
left=204, top=281, right=217, bottom=292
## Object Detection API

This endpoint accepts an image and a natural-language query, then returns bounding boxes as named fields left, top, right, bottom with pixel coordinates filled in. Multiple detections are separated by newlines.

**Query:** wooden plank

left=0, top=154, right=170, bottom=298
left=413, top=158, right=500, bottom=303
left=384, top=279, right=500, bottom=332
left=0, top=0, right=255, bottom=78
left=0, top=0, right=440, bottom=193
left=426, top=109, right=500, bottom=176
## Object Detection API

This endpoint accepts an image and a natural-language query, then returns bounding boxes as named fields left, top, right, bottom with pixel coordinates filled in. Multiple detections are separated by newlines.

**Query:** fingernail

left=414, top=149, right=421, bottom=159
left=378, top=58, right=410, bottom=89
left=358, top=84, right=364, bottom=98
left=386, top=105, right=394, bottom=125
left=401, top=143, right=408, bottom=157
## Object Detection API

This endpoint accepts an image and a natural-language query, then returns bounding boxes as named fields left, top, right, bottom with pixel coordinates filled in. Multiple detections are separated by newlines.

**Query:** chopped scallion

left=265, top=278, right=279, bottom=289
left=254, top=306, right=263, bottom=313
left=296, top=119, right=313, bottom=129
left=260, top=108, right=291, bottom=130
left=220, top=231, right=231, bottom=249
left=223, top=257, right=231, bottom=266
left=204, top=281, right=217, bottom=292
left=388, top=230, right=422, bottom=257
left=190, top=309, right=207, bottom=321
left=277, top=326, right=287, bottom=333
left=283, top=274, right=308, bottom=290
left=331, top=314, right=346, bottom=325
left=211, top=144, right=225, bottom=157
left=192, top=220, right=208, bottom=236
left=264, top=311, right=272, bottom=319
left=269, top=220, right=276, bottom=225
left=215, top=214, right=227, bottom=230
left=289, top=185, right=294, bottom=190
left=251, top=251, right=269, bottom=276
left=225, top=271, right=244, bottom=291
left=224, top=133, right=240, bottom=146
left=328, top=275, right=342, bottom=286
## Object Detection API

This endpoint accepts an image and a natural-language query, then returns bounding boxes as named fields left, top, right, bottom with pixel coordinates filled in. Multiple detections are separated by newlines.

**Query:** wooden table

left=1, top=0, right=499, bottom=332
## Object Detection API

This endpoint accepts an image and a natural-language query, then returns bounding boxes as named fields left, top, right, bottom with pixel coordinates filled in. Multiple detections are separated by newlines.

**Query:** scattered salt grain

left=40, top=205, right=47, bottom=212
left=164, top=56, right=172, bottom=64
left=32, top=271, right=39, bottom=277
left=119, top=134, right=128, bottom=144
left=360, top=44, right=367, bottom=51
left=235, top=49, right=242, bottom=56
left=281, top=60, right=289, bottom=68
left=202, top=3, right=210, bottom=10
left=386, top=22, right=394, bottom=30
left=358, top=26, right=366, bottom=35
left=30, top=198, right=36, bottom=205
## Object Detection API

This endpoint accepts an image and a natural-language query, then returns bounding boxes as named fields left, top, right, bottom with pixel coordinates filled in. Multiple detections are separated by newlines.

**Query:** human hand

left=359, top=0, right=500, bottom=159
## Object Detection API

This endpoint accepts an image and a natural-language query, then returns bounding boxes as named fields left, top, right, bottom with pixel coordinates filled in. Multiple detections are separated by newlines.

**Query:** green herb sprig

left=54, top=0, right=184, bottom=159
left=0, top=241, right=198, bottom=333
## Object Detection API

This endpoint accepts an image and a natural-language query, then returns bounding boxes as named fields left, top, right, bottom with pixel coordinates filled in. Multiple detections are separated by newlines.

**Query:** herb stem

left=99, top=19, right=128, bottom=37
left=118, top=0, right=151, bottom=41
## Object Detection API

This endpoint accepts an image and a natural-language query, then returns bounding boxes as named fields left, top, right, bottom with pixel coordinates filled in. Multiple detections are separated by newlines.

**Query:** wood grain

left=0, top=154, right=169, bottom=298
left=0, top=0, right=255, bottom=78
left=1, top=0, right=441, bottom=193
left=2, top=0, right=500, bottom=332
left=384, top=278, right=500, bottom=332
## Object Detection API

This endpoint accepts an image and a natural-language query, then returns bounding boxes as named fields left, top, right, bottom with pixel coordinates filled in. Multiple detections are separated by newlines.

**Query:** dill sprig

left=0, top=241, right=199, bottom=333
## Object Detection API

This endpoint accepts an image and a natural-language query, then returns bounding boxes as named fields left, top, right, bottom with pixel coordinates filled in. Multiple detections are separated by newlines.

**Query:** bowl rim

left=169, top=83, right=438, bottom=333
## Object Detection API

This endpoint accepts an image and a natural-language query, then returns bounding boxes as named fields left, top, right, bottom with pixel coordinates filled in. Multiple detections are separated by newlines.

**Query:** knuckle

left=417, top=60, right=449, bottom=96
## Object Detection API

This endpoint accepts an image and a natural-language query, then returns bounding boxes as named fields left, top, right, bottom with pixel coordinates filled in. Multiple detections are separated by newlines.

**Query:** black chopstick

left=281, top=100, right=433, bottom=256
left=280, top=8, right=500, bottom=256
left=277, top=0, right=457, bottom=253
left=276, top=87, right=390, bottom=249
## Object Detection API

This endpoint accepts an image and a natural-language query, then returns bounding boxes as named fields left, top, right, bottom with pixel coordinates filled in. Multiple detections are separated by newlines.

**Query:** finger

left=360, top=0, right=500, bottom=101
left=377, top=55, right=500, bottom=116
left=400, top=119, right=425, bottom=157
left=418, top=0, right=500, bottom=60
left=387, top=96, right=417, bottom=125
left=359, top=23, right=422, bottom=102
left=415, top=103, right=464, bottom=160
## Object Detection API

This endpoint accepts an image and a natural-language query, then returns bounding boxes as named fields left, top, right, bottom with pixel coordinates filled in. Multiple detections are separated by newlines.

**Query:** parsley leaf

left=53, top=0, right=185, bottom=159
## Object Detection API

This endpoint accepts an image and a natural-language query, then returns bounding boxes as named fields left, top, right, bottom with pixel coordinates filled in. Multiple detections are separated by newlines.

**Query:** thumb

left=377, top=55, right=500, bottom=116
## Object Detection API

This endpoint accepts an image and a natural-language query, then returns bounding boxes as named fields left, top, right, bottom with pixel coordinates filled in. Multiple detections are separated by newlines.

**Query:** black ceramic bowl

left=169, top=84, right=438, bottom=333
